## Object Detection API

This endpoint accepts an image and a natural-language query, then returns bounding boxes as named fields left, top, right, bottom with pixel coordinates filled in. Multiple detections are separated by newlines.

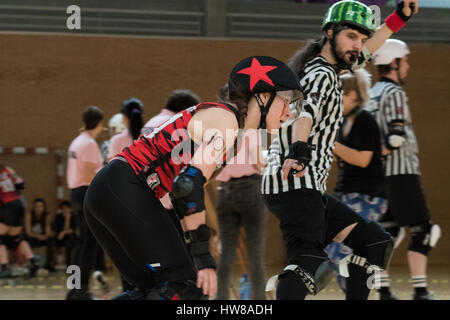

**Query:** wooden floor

left=0, top=264, right=449, bottom=300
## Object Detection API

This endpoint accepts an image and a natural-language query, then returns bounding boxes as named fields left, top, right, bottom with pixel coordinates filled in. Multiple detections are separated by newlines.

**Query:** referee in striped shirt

left=367, top=39, right=441, bottom=300
left=263, top=0, right=419, bottom=300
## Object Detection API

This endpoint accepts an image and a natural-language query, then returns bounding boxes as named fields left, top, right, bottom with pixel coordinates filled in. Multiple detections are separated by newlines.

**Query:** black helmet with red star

left=228, top=56, right=303, bottom=129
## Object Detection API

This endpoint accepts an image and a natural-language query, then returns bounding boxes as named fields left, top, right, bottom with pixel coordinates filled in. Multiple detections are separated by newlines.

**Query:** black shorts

left=263, top=189, right=363, bottom=258
left=0, top=199, right=25, bottom=227
left=386, top=174, right=430, bottom=226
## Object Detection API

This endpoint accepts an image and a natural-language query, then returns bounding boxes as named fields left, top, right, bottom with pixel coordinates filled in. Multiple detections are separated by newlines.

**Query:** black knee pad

left=408, top=221, right=441, bottom=256
left=0, top=235, right=5, bottom=246
left=266, top=243, right=335, bottom=296
left=5, top=234, right=23, bottom=251
left=344, top=221, right=394, bottom=271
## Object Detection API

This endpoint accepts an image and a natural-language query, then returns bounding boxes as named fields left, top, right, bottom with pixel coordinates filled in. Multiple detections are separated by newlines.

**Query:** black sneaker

left=28, top=264, right=39, bottom=279
left=379, top=291, right=398, bottom=300
left=0, top=268, right=13, bottom=279
left=144, top=280, right=206, bottom=300
left=45, top=264, right=56, bottom=273
left=66, top=289, right=95, bottom=300
left=110, top=290, right=147, bottom=300
left=413, top=291, right=438, bottom=300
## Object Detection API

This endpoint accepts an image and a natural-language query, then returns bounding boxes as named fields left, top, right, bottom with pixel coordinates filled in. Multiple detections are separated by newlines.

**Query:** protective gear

left=408, top=221, right=441, bottom=256
left=266, top=260, right=335, bottom=296
left=286, top=141, right=316, bottom=174
left=228, top=56, right=303, bottom=129
left=0, top=235, right=5, bottom=246
left=372, top=39, right=410, bottom=66
left=184, top=224, right=216, bottom=270
left=386, top=120, right=406, bottom=150
left=108, top=113, right=126, bottom=134
left=341, top=221, right=394, bottom=276
left=384, top=1, right=415, bottom=33
left=14, top=181, right=25, bottom=190
left=4, top=234, right=23, bottom=251
left=380, top=221, right=406, bottom=249
left=322, top=0, right=376, bottom=35
left=170, top=165, right=206, bottom=219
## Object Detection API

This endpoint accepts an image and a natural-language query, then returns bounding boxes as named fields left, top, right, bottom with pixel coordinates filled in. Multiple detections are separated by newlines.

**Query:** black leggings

left=84, top=159, right=195, bottom=290
left=70, top=186, right=100, bottom=290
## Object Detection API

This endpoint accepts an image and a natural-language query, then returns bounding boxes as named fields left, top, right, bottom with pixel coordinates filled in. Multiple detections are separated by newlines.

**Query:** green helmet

left=322, top=0, right=376, bottom=35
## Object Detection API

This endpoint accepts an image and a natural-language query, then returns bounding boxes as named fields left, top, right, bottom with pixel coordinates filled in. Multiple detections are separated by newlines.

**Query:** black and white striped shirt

left=262, top=56, right=343, bottom=194
left=366, top=79, right=420, bottom=176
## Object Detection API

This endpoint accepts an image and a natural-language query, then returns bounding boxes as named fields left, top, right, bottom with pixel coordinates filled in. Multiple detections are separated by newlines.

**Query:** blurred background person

left=100, top=113, right=127, bottom=166
left=66, top=105, right=104, bottom=300
left=214, top=84, right=268, bottom=300
left=107, top=98, right=144, bottom=162
left=24, top=197, right=55, bottom=272
left=0, top=164, right=39, bottom=278
left=52, top=200, right=77, bottom=268
left=141, top=89, right=201, bottom=135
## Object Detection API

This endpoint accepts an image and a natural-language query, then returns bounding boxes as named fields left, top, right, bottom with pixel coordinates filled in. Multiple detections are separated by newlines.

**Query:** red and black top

left=119, top=102, right=239, bottom=199
left=0, top=167, right=21, bottom=204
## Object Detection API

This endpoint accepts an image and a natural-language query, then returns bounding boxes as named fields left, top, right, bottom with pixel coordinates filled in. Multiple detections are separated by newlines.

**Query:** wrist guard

left=184, top=224, right=216, bottom=270
left=286, top=141, right=315, bottom=172
left=385, top=1, right=415, bottom=33
left=386, top=120, right=405, bottom=150
left=170, top=165, right=206, bottom=219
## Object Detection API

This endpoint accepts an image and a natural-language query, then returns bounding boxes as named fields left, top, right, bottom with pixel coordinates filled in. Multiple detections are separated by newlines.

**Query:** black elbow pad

left=15, top=181, right=25, bottom=190
left=170, top=165, right=207, bottom=219
left=386, top=120, right=405, bottom=150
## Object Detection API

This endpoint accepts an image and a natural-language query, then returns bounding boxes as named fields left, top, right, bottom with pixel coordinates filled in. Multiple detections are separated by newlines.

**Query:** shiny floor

left=0, top=264, right=449, bottom=300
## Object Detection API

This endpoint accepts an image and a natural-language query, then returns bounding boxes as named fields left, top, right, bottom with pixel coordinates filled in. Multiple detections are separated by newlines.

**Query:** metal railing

left=0, top=0, right=449, bottom=43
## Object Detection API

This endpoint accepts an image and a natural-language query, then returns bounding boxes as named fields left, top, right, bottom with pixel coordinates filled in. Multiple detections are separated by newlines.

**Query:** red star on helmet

left=237, top=57, right=278, bottom=91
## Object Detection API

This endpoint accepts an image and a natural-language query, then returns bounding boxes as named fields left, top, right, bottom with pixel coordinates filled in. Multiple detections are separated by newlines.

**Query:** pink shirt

left=216, top=130, right=260, bottom=182
left=142, top=109, right=176, bottom=135
left=67, top=132, right=103, bottom=189
left=107, top=129, right=134, bottom=161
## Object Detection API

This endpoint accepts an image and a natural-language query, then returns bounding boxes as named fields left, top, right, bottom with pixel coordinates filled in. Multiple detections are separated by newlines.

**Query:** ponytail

left=128, top=109, right=144, bottom=140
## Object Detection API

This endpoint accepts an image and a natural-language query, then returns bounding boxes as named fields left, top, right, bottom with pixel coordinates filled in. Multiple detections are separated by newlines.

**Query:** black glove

left=396, top=1, right=415, bottom=23
left=184, top=224, right=216, bottom=270
left=286, top=141, right=315, bottom=173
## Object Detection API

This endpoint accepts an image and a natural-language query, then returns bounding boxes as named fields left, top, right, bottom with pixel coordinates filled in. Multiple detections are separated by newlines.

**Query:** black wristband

left=286, top=141, right=315, bottom=170
left=184, top=225, right=216, bottom=270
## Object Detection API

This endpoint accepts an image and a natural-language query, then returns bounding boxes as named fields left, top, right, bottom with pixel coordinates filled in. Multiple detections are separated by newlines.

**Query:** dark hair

left=376, top=56, right=402, bottom=77
left=217, top=83, right=229, bottom=103
left=165, top=90, right=201, bottom=113
left=288, top=35, right=327, bottom=77
left=122, top=98, right=144, bottom=140
left=31, top=198, right=49, bottom=226
left=60, top=200, right=71, bottom=208
left=227, top=87, right=252, bottom=130
left=83, top=106, right=104, bottom=130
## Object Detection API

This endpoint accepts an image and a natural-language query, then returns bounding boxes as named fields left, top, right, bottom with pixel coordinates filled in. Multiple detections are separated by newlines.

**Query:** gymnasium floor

left=0, top=264, right=448, bottom=300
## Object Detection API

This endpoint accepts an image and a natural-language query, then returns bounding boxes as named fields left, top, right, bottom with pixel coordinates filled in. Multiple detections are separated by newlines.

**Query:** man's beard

left=334, top=46, right=359, bottom=70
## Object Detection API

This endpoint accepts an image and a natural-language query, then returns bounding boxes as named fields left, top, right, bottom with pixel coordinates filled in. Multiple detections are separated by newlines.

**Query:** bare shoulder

left=189, top=107, right=239, bottom=146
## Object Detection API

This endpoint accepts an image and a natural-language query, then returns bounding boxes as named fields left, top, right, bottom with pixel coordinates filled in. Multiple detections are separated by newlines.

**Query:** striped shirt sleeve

left=383, top=90, right=407, bottom=124
left=298, top=70, right=332, bottom=124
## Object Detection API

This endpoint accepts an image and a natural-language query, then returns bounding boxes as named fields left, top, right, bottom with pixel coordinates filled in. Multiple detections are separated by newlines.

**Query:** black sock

left=414, top=287, right=428, bottom=295
left=346, top=264, right=371, bottom=300
left=276, top=271, right=308, bottom=300
left=29, top=257, right=37, bottom=266
left=1, top=264, right=7, bottom=272
left=378, top=287, right=391, bottom=294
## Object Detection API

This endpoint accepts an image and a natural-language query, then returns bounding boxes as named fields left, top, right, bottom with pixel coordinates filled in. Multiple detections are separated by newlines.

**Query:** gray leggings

left=216, top=175, right=267, bottom=300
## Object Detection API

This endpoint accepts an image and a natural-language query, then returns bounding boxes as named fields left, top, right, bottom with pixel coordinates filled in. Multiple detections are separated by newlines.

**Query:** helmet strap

left=255, top=92, right=276, bottom=129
